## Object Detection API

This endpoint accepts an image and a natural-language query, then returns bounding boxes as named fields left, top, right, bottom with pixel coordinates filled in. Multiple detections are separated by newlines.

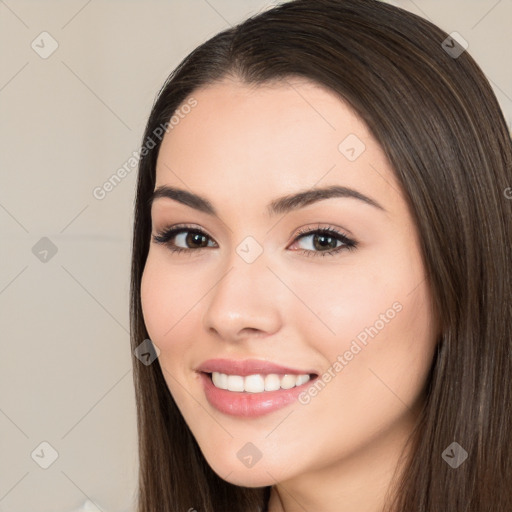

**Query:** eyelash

left=152, top=223, right=357, bottom=258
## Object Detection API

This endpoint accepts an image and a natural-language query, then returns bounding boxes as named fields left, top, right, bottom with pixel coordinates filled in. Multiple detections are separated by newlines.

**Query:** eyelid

left=152, top=222, right=213, bottom=238
left=292, top=223, right=353, bottom=240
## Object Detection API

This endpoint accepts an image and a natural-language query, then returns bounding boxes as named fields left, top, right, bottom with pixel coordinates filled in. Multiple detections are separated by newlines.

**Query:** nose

left=201, top=250, right=283, bottom=343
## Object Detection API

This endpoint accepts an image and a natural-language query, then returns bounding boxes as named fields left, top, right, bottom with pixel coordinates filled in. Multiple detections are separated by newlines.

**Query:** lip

left=199, top=373, right=318, bottom=417
left=196, top=358, right=318, bottom=417
left=196, top=358, right=317, bottom=377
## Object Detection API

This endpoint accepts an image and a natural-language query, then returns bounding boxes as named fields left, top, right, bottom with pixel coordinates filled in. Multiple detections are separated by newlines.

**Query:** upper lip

left=196, top=358, right=318, bottom=377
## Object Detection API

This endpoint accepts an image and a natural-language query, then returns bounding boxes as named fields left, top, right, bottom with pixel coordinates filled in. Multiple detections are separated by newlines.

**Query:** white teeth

left=211, top=371, right=228, bottom=390
left=211, top=372, right=311, bottom=393
left=295, top=374, right=310, bottom=386
left=280, top=374, right=297, bottom=389
left=227, top=375, right=244, bottom=392
left=245, top=374, right=265, bottom=393
left=264, top=374, right=281, bottom=391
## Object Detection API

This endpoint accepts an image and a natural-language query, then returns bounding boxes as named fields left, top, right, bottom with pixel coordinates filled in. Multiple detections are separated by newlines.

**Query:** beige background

left=0, top=1, right=510, bottom=511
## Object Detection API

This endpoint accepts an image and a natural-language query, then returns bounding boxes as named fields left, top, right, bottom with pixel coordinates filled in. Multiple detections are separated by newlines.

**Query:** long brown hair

left=130, top=1, right=512, bottom=510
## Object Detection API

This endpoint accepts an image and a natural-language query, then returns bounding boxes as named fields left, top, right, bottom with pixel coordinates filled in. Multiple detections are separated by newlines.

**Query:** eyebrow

left=148, top=184, right=385, bottom=217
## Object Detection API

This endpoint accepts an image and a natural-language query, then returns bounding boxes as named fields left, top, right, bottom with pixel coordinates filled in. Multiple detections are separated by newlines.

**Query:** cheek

left=140, top=255, right=202, bottom=405
left=283, top=261, right=405, bottom=355
left=140, top=252, right=202, bottom=344
left=320, top=274, right=436, bottom=417
left=288, top=281, right=436, bottom=461
left=285, top=247, right=437, bottom=398
left=140, top=259, right=169, bottom=343
left=368, top=280, right=438, bottom=381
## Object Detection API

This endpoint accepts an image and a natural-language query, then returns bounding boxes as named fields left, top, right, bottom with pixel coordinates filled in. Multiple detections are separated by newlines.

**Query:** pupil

left=188, top=232, right=207, bottom=248
left=314, top=234, right=337, bottom=250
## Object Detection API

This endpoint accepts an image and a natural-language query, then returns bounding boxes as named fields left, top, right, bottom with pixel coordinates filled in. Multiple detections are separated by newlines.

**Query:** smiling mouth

left=204, top=371, right=318, bottom=393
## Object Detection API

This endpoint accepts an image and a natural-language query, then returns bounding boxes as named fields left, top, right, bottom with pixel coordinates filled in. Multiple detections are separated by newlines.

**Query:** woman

left=129, top=0, right=512, bottom=510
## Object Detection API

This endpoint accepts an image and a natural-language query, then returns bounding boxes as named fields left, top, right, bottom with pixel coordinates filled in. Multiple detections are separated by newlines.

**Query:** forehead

left=159, top=77, right=369, bottom=165
left=154, top=78, right=402, bottom=216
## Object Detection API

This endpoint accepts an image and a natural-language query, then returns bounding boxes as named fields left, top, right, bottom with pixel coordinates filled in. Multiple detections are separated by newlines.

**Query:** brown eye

left=290, top=225, right=357, bottom=257
left=152, top=225, right=216, bottom=254
left=184, top=231, right=209, bottom=249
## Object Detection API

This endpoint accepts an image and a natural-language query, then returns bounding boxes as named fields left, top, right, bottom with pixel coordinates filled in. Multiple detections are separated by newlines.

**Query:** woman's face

left=140, top=78, right=439, bottom=488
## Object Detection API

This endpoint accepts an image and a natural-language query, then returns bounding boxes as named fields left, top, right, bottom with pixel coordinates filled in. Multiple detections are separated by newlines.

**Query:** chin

left=204, top=455, right=282, bottom=487
left=219, top=470, right=276, bottom=488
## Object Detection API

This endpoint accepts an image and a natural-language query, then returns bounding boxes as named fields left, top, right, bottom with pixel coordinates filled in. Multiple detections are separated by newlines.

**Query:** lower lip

left=199, top=372, right=316, bottom=417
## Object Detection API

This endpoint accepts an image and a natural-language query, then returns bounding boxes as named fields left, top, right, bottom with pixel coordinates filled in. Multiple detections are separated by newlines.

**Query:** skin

left=140, top=77, right=440, bottom=512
